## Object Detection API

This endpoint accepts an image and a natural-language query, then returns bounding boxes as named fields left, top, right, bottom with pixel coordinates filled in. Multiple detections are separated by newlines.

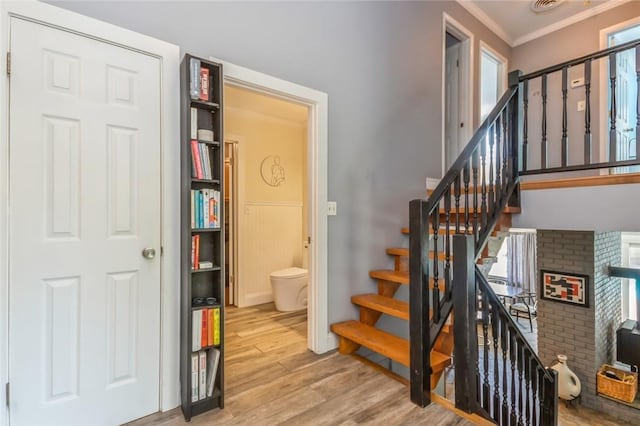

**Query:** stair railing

left=409, top=70, right=522, bottom=407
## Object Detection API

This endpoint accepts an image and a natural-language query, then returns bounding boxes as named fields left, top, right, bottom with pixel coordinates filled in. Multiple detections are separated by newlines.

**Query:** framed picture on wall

left=540, top=270, right=590, bottom=308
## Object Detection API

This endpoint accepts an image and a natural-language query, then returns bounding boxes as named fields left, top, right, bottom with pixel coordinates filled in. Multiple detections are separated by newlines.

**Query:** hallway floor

left=127, top=303, right=468, bottom=425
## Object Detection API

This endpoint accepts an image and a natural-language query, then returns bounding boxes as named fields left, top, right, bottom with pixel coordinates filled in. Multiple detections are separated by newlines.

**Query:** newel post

left=452, top=234, right=478, bottom=412
left=409, top=199, right=431, bottom=407
left=508, top=69, right=522, bottom=208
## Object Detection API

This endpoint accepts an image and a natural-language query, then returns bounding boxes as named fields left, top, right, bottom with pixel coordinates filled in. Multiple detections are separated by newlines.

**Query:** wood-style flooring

left=127, top=303, right=469, bottom=426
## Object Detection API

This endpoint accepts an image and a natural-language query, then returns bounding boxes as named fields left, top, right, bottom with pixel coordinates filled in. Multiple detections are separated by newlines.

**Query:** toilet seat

left=270, top=267, right=307, bottom=279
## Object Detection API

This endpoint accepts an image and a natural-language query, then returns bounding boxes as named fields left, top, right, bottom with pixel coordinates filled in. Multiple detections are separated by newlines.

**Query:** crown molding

left=455, top=0, right=514, bottom=46
left=512, top=0, right=633, bottom=46
left=456, top=0, right=633, bottom=48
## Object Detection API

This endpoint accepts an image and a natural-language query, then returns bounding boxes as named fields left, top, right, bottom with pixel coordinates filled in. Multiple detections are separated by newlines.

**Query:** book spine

left=202, top=146, right=211, bottom=180
left=191, top=140, right=203, bottom=179
left=214, top=190, right=220, bottom=228
left=197, top=191, right=203, bottom=228
left=190, top=190, right=195, bottom=228
left=192, top=310, right=201, bottom=351
left=194, top=234, right=200, bottom=271
left=190, top=108, right=198, bottom=139
left=202, top=190, right=208, bottom=228
left=209, top=196, right=215, bottom=228
left=191, top=353, right=199, bottom=402
left=213, top=307, right=220, bottom=346
left=191, top=235, right=196, bottom=270
left=207, top=309, right=214, bottom=348
left=199, top=68, right=210, bottom=101
left=198, top=351, right=207, bottom=400
left=190, top=58, right=201, bottom=100
left=201, top=308, right=208, bottom=348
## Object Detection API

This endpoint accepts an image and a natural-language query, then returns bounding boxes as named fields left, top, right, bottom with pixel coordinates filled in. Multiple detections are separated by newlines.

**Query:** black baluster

left=488, top=124, right=495, bottom=218
left=472, top=150, right=479, bottom=242
left=523, top=79, right=529, bottom=171
left=431, top=211, right=440, bottom=322
left=525, top=352, right=532, bottom=426
left=636, top=46, right=640, bottom=162
left=610, top=52, right=618, bottom=162
left=463, top=161, right=471, bottom=233
left=444, top=188, right=451, bottom=301
left=491, top=303, right=501, bottom=423
left=562, top=66, right=569, bottom=167
left=539, top=367, right=546, bottom=426
left=482, top=291, right=490, bottom=411
left=495, top=115, right=502, bottom=205
left=585, top=59, right=592, bottom=165
left=541, top=74, right=548, bottom=169
left=480, top=136, right=488, bottom=233
left=532, top=365, right=539, bottom=426
left=454, top=175, right=461, bottom=234
left=518, top=339, right=524, bottom=426
left=502, top=110, right=509, bottom=192
left=510, top=329, right=517, bottom=425
left=501, top=318, right=509, bottom=423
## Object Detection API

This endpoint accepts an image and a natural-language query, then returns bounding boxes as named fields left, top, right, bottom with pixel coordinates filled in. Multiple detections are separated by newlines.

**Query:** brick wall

left=536, top=230, right=639, bottom=423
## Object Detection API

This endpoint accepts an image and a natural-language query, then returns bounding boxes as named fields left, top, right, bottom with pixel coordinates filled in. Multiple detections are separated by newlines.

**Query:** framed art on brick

left=540, top=270, right=590, bottom=308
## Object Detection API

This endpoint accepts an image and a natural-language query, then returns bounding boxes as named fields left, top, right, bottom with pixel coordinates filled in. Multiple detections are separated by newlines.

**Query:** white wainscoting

left=238, top=201, right=303, bottom=307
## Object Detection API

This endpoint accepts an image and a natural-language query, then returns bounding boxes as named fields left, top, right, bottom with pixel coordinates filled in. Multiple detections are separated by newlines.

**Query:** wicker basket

left=597, top=364, right=638, bottom=403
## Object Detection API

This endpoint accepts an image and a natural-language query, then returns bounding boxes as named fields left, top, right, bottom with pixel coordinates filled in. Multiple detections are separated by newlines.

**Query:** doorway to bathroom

left=224, top=83, right=310, bottom=342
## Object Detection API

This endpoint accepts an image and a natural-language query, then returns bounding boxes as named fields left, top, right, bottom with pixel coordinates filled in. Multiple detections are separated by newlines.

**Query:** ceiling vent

left=530, top=0, right=566, bottom=13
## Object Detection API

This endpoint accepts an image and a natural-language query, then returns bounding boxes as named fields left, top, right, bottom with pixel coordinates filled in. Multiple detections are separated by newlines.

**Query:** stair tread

left=351, top=294, right=452, bottom=334
left=386, top=247, right=449, bottom=261
left=330, top=320, right=451, bottom=370
left=369, top=269, right=409, bottom=284
left=352, top=294, right=409, bottom=320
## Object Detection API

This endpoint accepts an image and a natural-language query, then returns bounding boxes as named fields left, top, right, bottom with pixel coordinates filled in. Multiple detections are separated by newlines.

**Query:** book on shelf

left=199, top=67, right=210, bottom=101
left=192, top=309, right=202, bottom=351
left=191, top=140, right=204, bottom=179
left=198, top=351, right=207, bottom=400
left=191, top=189, right=220, bottom=229
left=191, top=353, right=199, bottom=402
left=189, top=58, right=201, bottom=100
left=191, top=235, right=200, bottom=270
left=206, top=348, right=221, bottom=397
left=213, top=307, right=220, bottom=346
left=190, top=141, right=214, bottom=180
left=199, top=260, right=214, bottom=269
left=207, top=309, right=215, bottom=347
left=190, top=108, right=198, bottom=139
left=201, top=308, right=208, bottom=348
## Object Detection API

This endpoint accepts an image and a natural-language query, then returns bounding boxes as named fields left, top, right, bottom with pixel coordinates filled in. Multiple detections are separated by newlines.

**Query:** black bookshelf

left=180, top=54, right=224, bottom=421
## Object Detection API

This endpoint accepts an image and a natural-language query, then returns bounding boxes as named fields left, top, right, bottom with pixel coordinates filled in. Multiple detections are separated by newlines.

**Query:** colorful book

left=199, top=351, right=207, bottom=400
left=199, top=67, right=210, bottom=101
left=209, top=195, right=215, bottom=228
left=190, top=191, right=195, bottom=228
left=191, top=353, right=199, bottom=402
left=190, top=58, right=201, bottom=100
left=191, top=140, right=203, bottom=179
left=202, top=145, right=211, bottom=180
left=207, top=309, right=215, bottom=346
left=201, top=308, right=208, bottom=348
left=192, top=310, right=202, bottom=352
left=213, top=307, right=220, bottom=346
left=194, top=235, right=200, bottom=269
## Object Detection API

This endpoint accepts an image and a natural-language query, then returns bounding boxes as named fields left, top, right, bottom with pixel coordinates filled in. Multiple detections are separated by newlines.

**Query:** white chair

left=509, top=292, right=537, bottom=332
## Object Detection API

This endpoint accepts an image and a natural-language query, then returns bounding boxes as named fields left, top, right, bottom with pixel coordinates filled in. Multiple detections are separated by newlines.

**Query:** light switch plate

left=327, top=201, right=337, bottom=216
left=577, top=100, right=585, bottom=112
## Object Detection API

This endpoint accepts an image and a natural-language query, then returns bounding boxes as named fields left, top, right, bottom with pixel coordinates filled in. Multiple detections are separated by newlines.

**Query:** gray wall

left=513, top=183, right=640, bottom=232
left=511, top=1, right=640, bottom=170
left=45, top=1, right=510, bottom=327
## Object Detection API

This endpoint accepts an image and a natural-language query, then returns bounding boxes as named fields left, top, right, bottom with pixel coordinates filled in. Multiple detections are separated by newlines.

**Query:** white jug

left=550, top=354, right=581, bottom=401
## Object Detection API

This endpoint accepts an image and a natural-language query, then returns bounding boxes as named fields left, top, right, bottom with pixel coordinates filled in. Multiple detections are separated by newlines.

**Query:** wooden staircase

left=330, top=204, right=519, bottom=392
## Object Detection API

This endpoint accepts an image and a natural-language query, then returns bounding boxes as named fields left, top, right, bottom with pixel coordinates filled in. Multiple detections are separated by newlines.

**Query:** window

left=622, top=233, right=640, bottom=321
left=479, top=44, right=506, bottom=121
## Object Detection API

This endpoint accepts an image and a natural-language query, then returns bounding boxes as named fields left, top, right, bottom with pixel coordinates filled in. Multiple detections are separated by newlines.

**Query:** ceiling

left=457, top=0, right=630, bottom=46
left=224, top=85, right=308, bottom=124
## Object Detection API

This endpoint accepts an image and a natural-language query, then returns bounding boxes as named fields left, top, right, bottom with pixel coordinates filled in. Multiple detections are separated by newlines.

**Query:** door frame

left=0, top=2, right=181, bottom=423
left=212, top=57, right=330, bottom=354
left=224, top=139, right=239, bottom=306
left=442, top=13, right=474, bottom=176
left=599, top=16, right=640, bottom=169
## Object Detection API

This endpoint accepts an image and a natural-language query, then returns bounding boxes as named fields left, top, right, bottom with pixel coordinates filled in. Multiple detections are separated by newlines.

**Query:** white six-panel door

left=9, top=17, right=161, bottom=425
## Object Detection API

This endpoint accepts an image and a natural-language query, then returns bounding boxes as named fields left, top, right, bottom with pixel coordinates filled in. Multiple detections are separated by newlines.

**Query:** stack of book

left=191, top=189, right=220, bottom=229
left=190, top=348, right=220, bottom=402
left=189, top=58, right=210, bottom=102
left=192, top=307, right=221, bottom=350
left=190, top=140, right=215, bottom=180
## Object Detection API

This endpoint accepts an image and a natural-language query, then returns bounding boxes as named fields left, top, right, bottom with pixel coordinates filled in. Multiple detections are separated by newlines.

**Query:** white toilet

left=270, top=267, right=308, bottom=312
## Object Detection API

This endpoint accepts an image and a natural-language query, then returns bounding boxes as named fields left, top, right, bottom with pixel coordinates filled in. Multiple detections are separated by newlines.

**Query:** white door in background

left=9, top=17, right=161, bottom=425
left=615, top=49, right=636, bottom=163
left=445, top=41, right=461, bottom=168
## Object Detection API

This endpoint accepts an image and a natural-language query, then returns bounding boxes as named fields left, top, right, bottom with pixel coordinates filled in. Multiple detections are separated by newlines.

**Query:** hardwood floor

left=127, top=303, right=469, bottom=426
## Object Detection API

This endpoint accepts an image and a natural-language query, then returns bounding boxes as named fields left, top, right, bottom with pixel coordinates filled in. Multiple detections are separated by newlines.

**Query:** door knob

left=142, top=248, right=156, bottom=259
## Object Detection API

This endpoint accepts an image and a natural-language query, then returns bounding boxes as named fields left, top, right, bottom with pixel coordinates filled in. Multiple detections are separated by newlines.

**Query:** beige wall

left=225, top=100, right=308, bottom=307
left=511, top=1, right=640, bottom=169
